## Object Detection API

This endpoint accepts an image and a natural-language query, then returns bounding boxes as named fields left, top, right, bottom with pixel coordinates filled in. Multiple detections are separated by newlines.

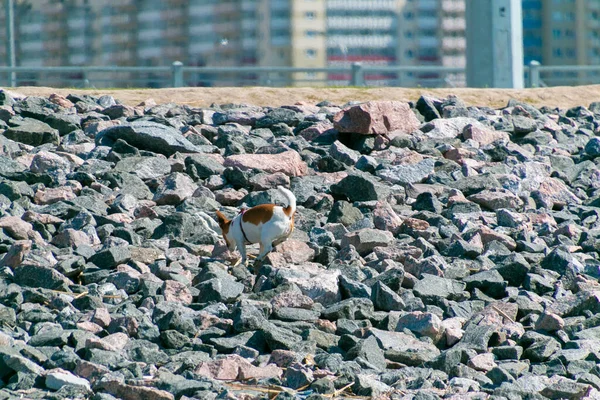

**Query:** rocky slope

left=0, top=89, right=600, bottom=399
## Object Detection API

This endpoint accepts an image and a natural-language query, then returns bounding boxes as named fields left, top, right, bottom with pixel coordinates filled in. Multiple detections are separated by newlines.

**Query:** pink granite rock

left=0, top=240, right=32, bottom=268
left=163, top=280, right=193, bottom=305
left=224, top=150, right=308, bottom=177
left=333, top=101, right=420, bottom=135
left=298, top=120, right=335, bottom=141
left=98, top=380, right=174, bottom=400
left=195, top=355, right=283, bottom=381
left=462, top=123, right=509, bottom=146
left=34, top=186, right=77, bottom=205
left=275, top=239, right=315, bottom=264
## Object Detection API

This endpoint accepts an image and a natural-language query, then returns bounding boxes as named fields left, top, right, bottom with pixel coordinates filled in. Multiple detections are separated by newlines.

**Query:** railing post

left=6, top=0, right=16, bottom=87
left=528, top=60, right=540, bottom=88
left=350, top=62, right=364, bottom=86
left=171, top=61, right=183, bottom=87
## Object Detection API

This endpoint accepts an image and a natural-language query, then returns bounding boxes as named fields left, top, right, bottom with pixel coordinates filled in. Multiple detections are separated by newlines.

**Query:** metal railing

left=1, top=61, right=600, bottom=89
left=527, top=61, right=600, bottom=88
left=0, top=62, right=463, bottom=89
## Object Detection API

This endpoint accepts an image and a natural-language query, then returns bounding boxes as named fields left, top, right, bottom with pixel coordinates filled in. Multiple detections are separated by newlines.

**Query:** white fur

left=224, top=186, right=295, bottom=266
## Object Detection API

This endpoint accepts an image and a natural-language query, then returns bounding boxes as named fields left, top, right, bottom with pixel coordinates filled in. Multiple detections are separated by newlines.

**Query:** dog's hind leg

left=256, top=242, right=273, bottom=262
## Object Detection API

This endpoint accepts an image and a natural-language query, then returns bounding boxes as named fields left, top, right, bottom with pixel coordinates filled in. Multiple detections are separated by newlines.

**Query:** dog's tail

left=278, top=186, right=296, bottom=217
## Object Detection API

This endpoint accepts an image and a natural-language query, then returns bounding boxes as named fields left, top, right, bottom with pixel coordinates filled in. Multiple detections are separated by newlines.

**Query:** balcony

left=442, top=55, right=465, bottom=67
left=327, top=0, right=397, bottom=11
left=328, top=16, right=394, bottom=30
left=442, top=0, right=465, bottom=13
left=442, top=37, right=466, bottom=50
left=327, top=34, right=394, bottom=48
left=441, top=18, right=465, bottom=31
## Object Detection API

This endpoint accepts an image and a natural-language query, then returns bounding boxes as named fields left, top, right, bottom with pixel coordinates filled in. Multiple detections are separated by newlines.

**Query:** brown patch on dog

left=215, top=210, right=232, bottom=248
left=215, top=211, right=230, bottom=233
left=242, top=204, right=275, bottom=225
left=283, top=204, right=294, bottom=217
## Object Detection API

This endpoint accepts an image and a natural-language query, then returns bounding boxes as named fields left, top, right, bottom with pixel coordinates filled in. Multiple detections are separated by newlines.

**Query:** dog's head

left=215, top=210, right=235, bottom=250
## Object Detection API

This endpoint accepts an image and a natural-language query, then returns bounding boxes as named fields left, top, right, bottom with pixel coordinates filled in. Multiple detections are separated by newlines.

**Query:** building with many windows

left=0, top=0, right=465, bottom=87
left=3, top=0, right=597, bottom=87
left=522, top=0, right=600, bottom=85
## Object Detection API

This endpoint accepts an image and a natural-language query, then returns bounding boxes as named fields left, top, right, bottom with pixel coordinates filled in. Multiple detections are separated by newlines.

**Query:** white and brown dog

left=215, top=186, right=296, bottom=267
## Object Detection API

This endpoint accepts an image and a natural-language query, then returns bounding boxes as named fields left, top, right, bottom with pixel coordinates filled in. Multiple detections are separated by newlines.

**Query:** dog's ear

left=215, top=210, right=228, bottom=226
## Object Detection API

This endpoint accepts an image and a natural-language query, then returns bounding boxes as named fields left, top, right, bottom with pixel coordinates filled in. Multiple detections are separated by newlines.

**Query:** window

left=305, top=11, right=315, bottom=20
left=552, top=47, right=563, bottom=57
left=405, top=50, right=414, bottom=58
left=404, top=31, right=413, bottom=38
left=305, top=48, right=317, bottom=58
left=305, top=30, right=318, bottom=37
left=404, top=11, right=414, bottom=19
left=552, top=29, right=561, bottom=39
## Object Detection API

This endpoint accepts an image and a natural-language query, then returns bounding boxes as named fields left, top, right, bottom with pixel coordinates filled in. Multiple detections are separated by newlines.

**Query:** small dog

left=215, top=186, right=296, bottom=267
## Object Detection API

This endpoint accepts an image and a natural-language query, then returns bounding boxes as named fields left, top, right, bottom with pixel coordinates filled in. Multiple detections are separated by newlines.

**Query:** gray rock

left=541, top=246, right=583, bottom=276
left=369, top=328, right=441, bottom=366
left=416, top=95, right=443, bottom=121
left=377, top=158, right=436, bottom=185
left=284, top=363, right=314, bottom=390
left=540, top=378, right=592, bottom=399
left=196, top=277, right=244, bottom=304
left=14, top=264, right=71, bottom=291
left=262, top=324, right=303, bottom=350
left=413, top=192, right=443, bottom=213
left=371, top=281, right=405, bottom=311
left=329, top=140, right=360, bottom=166
left=96, top=120, right=201, bottom=156
left=153, top=172, right=198, bottom=205
left=272, top=307, right=321, bottom=322
left=463, top=269, right=507, bottom=298
left=330, top=173, right=392, bottom=202
left=114, top=156, right=171, bottom=180
left=185, top=154, right=225, bottom=179
left=413, top=274, right=468, bottom=302
left=4, top=117, right=60, bottom=146
left=88, top=246, right=131, bottom=269
left=327, top=200, right=364, bottom=226
left=341, top=228, right=394, bottom=255
left=45, top=368, right=91, bottom=391
left=347, top=335, right=387, bottom=370
left=321, top=298, right=374, bottom=320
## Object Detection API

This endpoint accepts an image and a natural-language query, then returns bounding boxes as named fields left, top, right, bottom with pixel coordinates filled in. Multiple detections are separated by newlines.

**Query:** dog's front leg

left=237, top=243, right=248, bottom=267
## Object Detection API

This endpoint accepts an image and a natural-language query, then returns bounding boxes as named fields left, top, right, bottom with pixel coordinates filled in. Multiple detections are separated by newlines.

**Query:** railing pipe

left=351, top=62, right=364, bottom=86
left=528, top=60, right=540, bottom=88
left=171, top=61, right=183, bottom=88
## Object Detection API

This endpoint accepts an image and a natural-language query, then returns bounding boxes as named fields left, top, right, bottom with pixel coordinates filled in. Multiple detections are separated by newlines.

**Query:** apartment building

left=4, top=0, right=600, bottom=88
left=0, top=0, right=467, bottom=87
left=522, top=0, right=600, bottom=85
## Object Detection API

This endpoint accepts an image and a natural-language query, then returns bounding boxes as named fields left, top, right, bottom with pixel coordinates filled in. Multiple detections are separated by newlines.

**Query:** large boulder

left=223, top=150, right=308, bottom=177
left=333, top=101, right=420, bottom=135
left=96, top=121, right=201, bottom=156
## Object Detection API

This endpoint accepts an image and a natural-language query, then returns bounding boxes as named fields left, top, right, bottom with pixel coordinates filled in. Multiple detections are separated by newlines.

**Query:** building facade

left=522, top=0, right=600, bottom=85
left=2, top=0, right=597, bottom=87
